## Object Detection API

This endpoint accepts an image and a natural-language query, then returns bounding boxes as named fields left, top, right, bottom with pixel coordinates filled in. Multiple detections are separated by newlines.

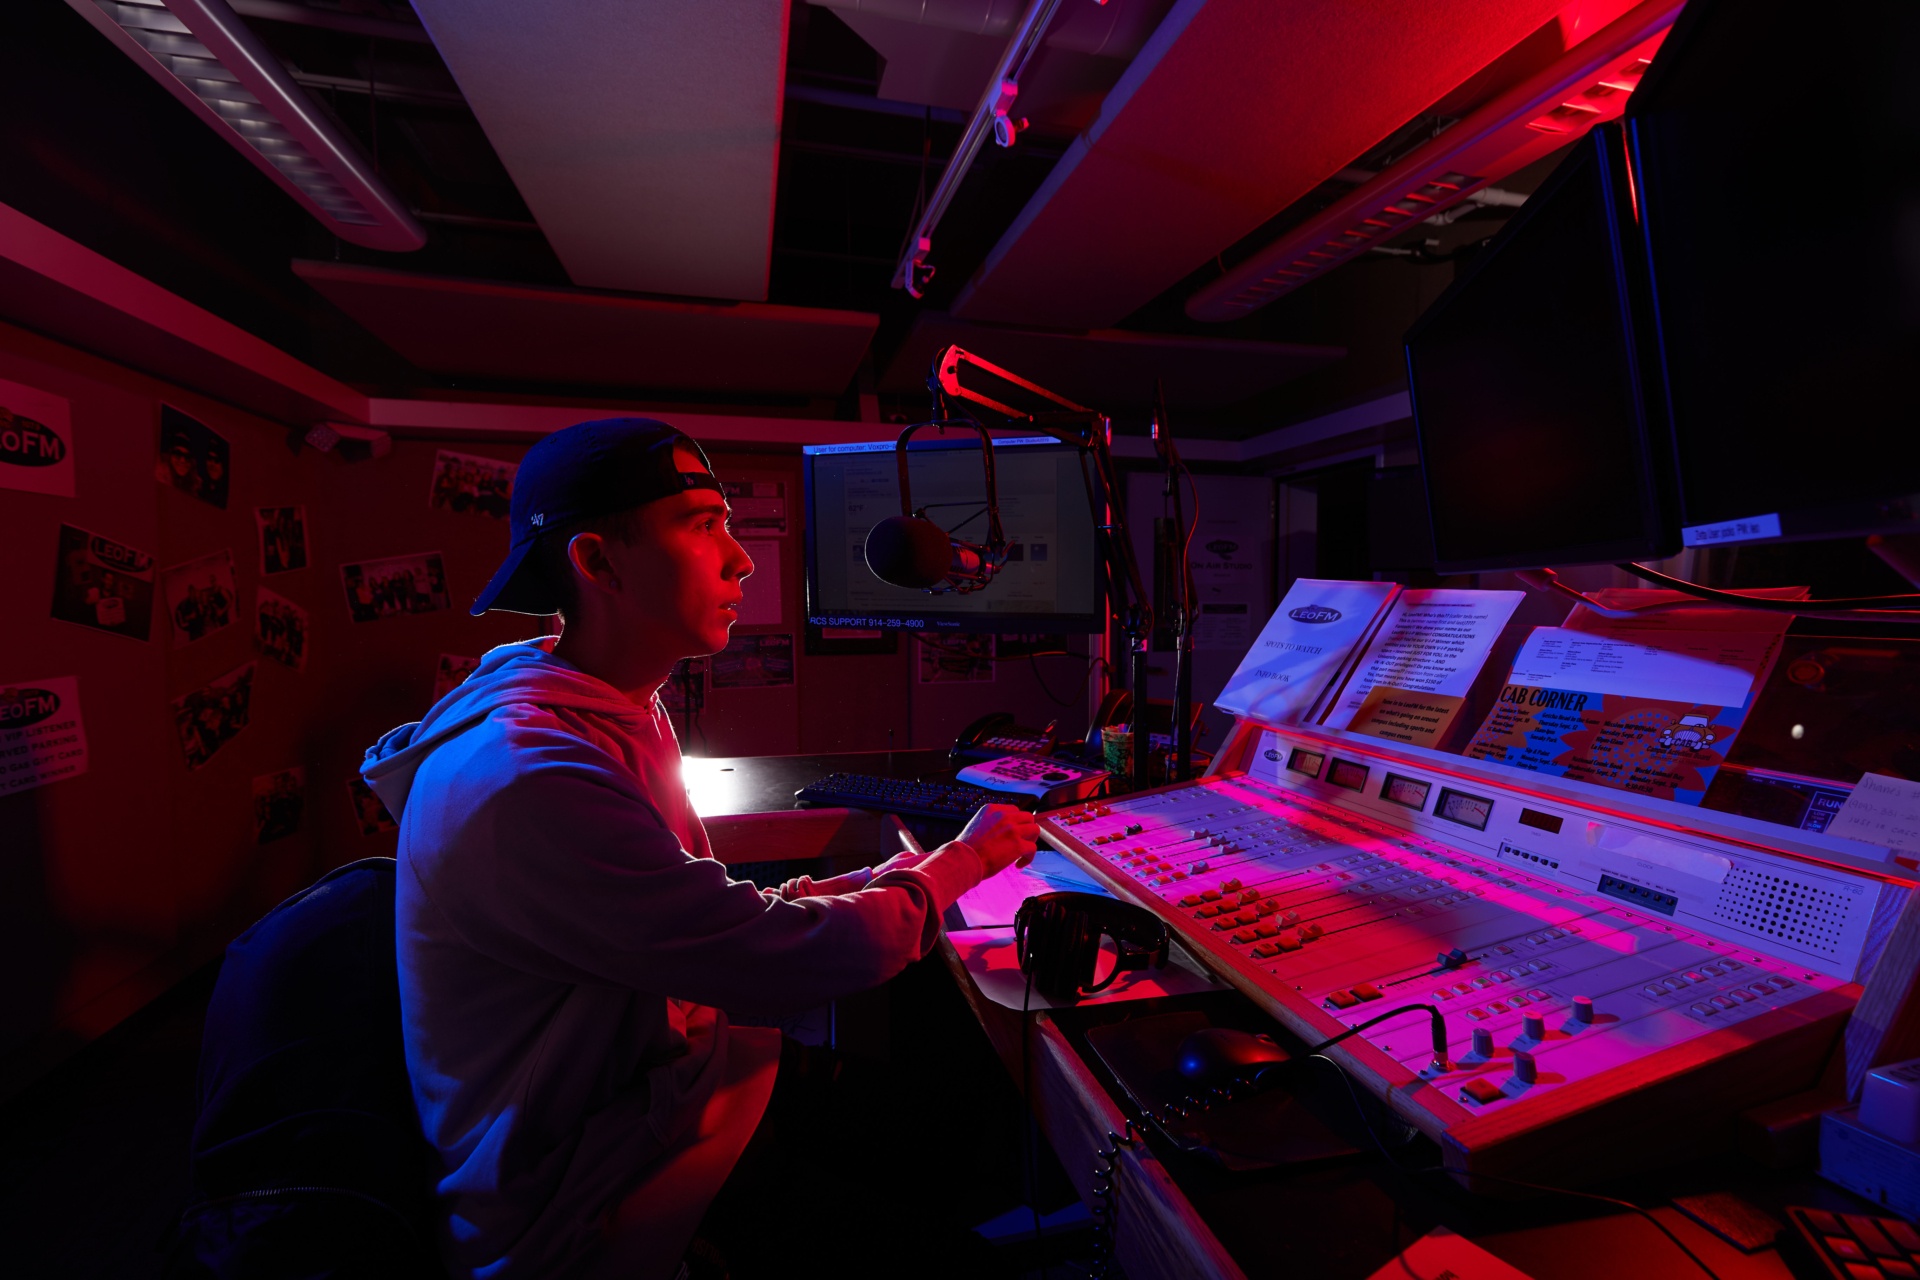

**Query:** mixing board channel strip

left=1039, top=767, right=1862, bottom=1179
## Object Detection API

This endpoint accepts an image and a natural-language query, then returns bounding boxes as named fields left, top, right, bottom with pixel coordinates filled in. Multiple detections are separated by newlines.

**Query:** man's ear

left=565, top=531, right=620, bottom=595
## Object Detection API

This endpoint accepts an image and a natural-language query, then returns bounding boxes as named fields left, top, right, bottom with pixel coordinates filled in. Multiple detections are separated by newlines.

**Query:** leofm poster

left=1464, top=627, right=1785, bottom=805
left=0, top=379, right=75, bottom=498
left=49, top=523, right=155, bottom=641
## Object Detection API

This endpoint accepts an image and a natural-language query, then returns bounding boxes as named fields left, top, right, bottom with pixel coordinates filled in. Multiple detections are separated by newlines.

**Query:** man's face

left=604, top=447, right=754, bottom=658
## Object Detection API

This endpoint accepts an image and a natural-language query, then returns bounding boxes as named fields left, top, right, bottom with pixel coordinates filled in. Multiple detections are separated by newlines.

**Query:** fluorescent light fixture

left=68, top=0, right=426, bottom=251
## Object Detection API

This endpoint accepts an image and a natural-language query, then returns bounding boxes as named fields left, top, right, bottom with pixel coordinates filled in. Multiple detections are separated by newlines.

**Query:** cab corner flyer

left=1462, top=627, right=1783, bottom=806
left=1, top=677, right=90, bottom=794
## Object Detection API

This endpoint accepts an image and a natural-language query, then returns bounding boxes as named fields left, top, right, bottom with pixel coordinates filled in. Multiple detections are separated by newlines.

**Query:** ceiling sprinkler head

left=991, top=78, right=1024, bottom=148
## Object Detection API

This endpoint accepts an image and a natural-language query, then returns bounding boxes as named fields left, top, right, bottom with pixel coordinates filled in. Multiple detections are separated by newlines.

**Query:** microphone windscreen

left=865, top=515, right=952, bottom=589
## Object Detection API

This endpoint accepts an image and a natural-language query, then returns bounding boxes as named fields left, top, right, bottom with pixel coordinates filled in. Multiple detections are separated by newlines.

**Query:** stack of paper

left=1215, top=580, right=1399, bottom=728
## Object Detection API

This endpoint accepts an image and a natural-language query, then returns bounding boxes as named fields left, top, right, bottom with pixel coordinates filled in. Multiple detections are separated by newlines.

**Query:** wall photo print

left=171, top=662, right=254, bottom=770
left=341, top=551, right=451, bottom=623
left=257, top=505, right=308, bottom=574
left=0, top=378, right=76, bottom=498
left=918, top=634, right=996, bottom=683
left=346, top=775, right=398, bottom=836
left=49, top=523, right=156, bottom=641
left=711, top=633, right=794, bottom=689
left=256, top=587, right=309, bottom=672
left=162, top=550, right=237, bottom=646
left=155, top=405, right=230, bottom=509
left=429, top=449, right=516, bottom=519
left=432, top=653, right=482, bottom=702
left=252, top=767, right=306, bottom=844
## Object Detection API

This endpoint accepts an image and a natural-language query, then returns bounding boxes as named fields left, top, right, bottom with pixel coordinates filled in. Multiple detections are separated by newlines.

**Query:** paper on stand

left=1465, top=625, right=1785, bottom=806
left=1322, top=588, right=1523, bottom=741
left=1505, top=628, right=1761, bottom=707
left=1825, top=774, right=1920, bottom=857
left=1215, top=579, right=1398, bottom=726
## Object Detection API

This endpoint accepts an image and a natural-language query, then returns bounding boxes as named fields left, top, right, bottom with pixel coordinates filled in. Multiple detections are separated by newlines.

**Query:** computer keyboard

left=1786, top=1206, right=1920, bottom=1280
left=794, top=773, right=1026, bottom=821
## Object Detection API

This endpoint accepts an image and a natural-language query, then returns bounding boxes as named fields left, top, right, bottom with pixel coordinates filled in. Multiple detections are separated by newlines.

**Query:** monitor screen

left=1627, top=0, right=1920, bottom=542
left=803, top=435, right=1104, bottom=633
left=1405, top=124, right=1676, bottom=573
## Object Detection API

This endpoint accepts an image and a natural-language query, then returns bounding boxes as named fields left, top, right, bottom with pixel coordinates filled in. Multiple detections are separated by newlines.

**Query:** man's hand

left=956, top=804, right=1040, bottom=877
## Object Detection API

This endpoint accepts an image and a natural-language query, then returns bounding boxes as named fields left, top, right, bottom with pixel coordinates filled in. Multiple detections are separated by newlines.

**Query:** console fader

left=1040, top=725, right=1911, bottom=1181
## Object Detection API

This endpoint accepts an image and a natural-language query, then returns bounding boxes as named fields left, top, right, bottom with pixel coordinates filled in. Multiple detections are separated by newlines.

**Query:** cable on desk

left=1432, top=1170, right=1725, bottom=1280
left=1307, top=1002, right=1450, bottom=1073
left=1306, top=1052, right=1726, bottom=1280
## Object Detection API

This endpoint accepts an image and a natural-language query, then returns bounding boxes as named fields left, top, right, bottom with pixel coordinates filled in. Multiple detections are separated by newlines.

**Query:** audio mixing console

left=1040, top=723, right=1915, bottom=1181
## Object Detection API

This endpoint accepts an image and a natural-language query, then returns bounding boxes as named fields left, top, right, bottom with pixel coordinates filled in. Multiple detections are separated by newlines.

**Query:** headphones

left=1014, top=892, right=1170, bottom=1003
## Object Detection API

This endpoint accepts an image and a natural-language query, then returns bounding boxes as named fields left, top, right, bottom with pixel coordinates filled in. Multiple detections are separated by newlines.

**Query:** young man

left=362, top=419, right=1036, bottom=1280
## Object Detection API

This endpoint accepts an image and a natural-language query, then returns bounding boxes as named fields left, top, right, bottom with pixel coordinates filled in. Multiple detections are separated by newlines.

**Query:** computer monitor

left=1626, top=0, right=1920, bottom=545
left=1405, top=122, right=1679, bottom=574
left=803, top=435, right=1105, bottom=633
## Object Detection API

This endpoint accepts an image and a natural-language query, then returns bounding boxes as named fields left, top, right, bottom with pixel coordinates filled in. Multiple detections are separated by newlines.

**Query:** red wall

left=0, top=321, right=1087, bottom=1092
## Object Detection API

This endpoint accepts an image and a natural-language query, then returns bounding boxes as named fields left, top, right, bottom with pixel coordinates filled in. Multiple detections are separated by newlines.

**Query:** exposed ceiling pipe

left=226, top=0, right=432, bottom=43
left=1185, top=0, right=1683, bottom=321
left=890, top=0, right=1071, bottom=297
left=66, top=0, right=425, bottom=251
left=784, top=82, right=967, bottom=123
left=1419, top=185, right=1528, bottom=227
left=816, top=0, right=1158, bottom=58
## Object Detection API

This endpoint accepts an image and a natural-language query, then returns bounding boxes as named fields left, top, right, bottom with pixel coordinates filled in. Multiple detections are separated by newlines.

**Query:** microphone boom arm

left=930, top=345, right=1158, bottom=789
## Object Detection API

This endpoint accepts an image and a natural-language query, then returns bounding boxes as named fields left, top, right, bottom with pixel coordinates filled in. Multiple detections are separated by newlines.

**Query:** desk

left=685, top=749, right=954, bottom=819
left=689, top=750, right=1874, bottom=1280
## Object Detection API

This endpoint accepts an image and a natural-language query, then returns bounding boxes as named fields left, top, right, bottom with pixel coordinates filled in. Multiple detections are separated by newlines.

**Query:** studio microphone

left=865, top=515, right=993, bottom=590
left=863, top=417, right=1007, bottom=594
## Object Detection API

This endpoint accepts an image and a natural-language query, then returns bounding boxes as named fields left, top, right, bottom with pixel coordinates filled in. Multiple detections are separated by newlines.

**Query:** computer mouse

left=1175, top=1027, right=1291, bottom=1089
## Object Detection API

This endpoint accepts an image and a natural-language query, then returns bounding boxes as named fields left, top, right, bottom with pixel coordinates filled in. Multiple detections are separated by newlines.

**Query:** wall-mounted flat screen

left=1405, top=124, right=1676, bottom=571
left=1627, top=0, right=1920, bottom=543
left=1328, top=759, right=1369, bottom=792
left=803, top=436, right=1103, bottom=634
left=1436, top=788, right=1494, bottom=831
left=1381, top=774, right=1432, bottom=810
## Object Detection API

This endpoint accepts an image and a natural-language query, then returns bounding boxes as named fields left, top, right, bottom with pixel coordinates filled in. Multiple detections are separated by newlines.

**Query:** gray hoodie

left=362, top=641, right=983, bottom=1278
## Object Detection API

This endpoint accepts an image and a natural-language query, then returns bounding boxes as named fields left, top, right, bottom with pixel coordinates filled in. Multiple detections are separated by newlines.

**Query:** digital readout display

left=1328, top=758, right=1369, bottom=791
left=1381, top=774, right=1432, bottom=810
left=1288, top=748, right=1326, bottom=778
left=1518, top=808, right=1564, bottom=835
left=1436, top=787, right=1494, bottom=830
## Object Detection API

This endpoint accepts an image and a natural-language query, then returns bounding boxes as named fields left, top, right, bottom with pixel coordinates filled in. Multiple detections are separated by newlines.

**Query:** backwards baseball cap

left=470, top=417, right=722, bottom=616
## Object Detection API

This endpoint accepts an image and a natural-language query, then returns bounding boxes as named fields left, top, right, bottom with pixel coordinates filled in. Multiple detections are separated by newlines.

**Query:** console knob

left=1512, top=1049, right=1538, bottom=1086
left=1569, top=996, right=1594, bottom=1025
left=1520, top=1013, right=1546, bottom=1041
left=1471, top=1028, right=1495, bottom=1059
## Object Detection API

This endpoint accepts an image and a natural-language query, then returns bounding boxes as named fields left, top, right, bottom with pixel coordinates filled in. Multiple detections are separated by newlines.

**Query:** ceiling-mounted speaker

left=66, top=0, right=426, bottom=252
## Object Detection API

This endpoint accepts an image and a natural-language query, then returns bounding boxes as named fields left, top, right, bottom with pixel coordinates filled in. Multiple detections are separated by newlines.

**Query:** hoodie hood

left=361, top=641, right=649, bottom=821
